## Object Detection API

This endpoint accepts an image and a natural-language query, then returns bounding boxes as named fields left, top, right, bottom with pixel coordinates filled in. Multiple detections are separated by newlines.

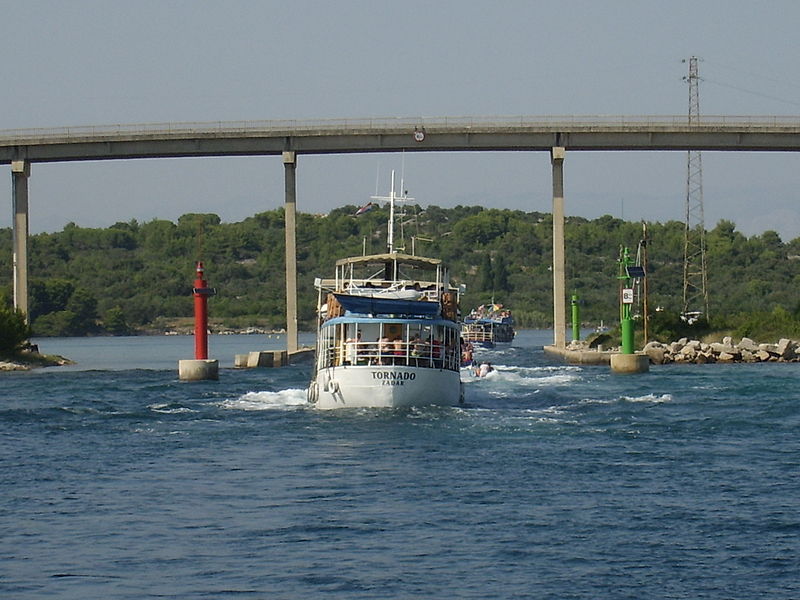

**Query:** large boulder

left=710, top=342, right=736, bottom=355
left=756, top=350, right=773, bottom=362
left=738, top=337, right=759, bottom=352
left=701, top=351, right=716, bottom=363
left=685, top=340, right=702, bottom=351
left=775, top=338, right=796, bottom=360
left=643, top=341, right=666, bottom=365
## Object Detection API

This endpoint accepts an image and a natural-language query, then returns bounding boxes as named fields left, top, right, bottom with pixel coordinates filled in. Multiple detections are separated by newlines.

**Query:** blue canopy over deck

left=334, top=293, right=441, bottom=318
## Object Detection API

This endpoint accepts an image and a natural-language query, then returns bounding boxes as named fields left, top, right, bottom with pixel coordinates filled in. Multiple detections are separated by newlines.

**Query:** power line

left=703, top=58, right=800, bottom=92
left=702, top=77, right=800, bottom=108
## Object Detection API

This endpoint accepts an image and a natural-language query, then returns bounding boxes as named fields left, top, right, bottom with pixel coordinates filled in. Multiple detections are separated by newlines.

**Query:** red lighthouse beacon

left=179, top=261, right=219, bottom=380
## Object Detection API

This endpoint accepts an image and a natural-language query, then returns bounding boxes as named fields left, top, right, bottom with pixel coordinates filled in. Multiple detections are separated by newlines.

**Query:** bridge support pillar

left=551, top=147, right=566, bottom=349
left=11, top=160, right=30, bottom=321
left=283, top=151, right=299, bottom=353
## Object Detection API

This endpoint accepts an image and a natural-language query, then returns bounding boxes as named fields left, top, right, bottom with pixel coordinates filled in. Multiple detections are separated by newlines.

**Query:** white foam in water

left=220, top=388, right=308, bottom=411
left=621, top=393, right=673, bottom=404
left=579, top=393, right=673, bottom=406
left=467, top=364, right=580, bottom=387
left=530, top=373, right=580, bottom=385
left=148, top=403, right=194, bottom=414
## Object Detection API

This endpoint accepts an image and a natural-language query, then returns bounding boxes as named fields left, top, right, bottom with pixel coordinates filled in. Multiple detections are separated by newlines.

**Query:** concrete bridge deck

left=3, top=115, right=800, bottom=163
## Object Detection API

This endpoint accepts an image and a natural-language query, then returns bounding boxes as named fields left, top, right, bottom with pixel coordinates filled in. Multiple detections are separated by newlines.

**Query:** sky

left=1, top=0, right=800, bottom=240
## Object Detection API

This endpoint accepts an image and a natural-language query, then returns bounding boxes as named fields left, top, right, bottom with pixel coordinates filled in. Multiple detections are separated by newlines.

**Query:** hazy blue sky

left=2, top=0, right=799, bottom=239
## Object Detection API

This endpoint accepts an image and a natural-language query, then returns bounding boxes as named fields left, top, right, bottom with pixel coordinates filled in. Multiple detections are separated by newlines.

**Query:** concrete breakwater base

left=543, top=345, right=649, bottom=374
left=235, top=350, right=289, bottom=368
left=543, top=345, right=613, bottom=365
left=234, top=347, right=315, bottom=368
left=179, top=359, right=219, bottom=381
left=609, top=353, right=650, bottom=374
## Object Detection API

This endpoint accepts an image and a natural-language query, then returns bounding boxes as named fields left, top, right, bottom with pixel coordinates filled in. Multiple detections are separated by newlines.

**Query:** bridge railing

left=3, top=115, right=800, bottom=144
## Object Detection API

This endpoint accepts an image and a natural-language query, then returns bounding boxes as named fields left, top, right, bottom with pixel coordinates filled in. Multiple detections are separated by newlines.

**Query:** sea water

left=1, top=331, right=798, bottom=599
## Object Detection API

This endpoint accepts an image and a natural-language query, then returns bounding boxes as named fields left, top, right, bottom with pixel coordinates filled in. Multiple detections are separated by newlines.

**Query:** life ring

left=307, top=381, right=318, bottom=404
left=328, top=380, right=339, bottom=394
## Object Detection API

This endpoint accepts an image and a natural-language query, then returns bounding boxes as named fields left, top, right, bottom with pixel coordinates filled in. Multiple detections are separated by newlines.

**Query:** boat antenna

left=389, top=170, right=396, bottom=253
left=371, top=169, right=414, bottom=254
left=399, top=150, right=406, bottom=203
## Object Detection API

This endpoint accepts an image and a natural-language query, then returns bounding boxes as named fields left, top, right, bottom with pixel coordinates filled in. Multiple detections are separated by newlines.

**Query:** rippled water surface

left=2, top=331, right=799, bottom=599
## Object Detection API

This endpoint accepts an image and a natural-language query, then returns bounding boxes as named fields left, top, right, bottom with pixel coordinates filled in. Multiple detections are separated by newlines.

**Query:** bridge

left=3, top=115, right=800, bottom=350
left=3, top=116, right=800, bottom=161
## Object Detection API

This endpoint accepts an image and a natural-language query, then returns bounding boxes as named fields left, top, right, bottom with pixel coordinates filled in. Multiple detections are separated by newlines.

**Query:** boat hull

left=310, top=365, right=463, bottom=409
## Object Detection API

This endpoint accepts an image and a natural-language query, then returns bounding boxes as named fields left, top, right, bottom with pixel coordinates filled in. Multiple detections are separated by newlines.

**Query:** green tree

left=103, top=305, right=130, bottom=335
left=32, top=310, right=78, bottom=337
left=66, top=287, right=99, bottom=333
left=29, top=279, right=75, bottom=320
left=0, top=305, right=31, bottom=354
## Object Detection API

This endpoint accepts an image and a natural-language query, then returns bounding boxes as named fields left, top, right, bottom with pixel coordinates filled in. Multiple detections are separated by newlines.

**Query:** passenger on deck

left=432, top=339, right=443, bottom=368
left=377, top=336, right=392, bottom=365
left=461, top=340, right=474, bottom=366
left=344, top=331, right=362, bottom=365
left=393, top=336, right=405, bottom=365
left=411, top=335, right=428, bottom=366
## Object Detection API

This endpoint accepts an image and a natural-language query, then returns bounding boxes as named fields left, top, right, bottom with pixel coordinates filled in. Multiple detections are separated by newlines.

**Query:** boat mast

left=371, top=168, right=413, bottom=255
left=388, top=170, right=395, bottom=253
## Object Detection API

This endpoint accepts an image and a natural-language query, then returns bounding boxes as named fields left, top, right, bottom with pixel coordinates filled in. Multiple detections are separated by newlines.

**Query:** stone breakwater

left=643, top=336, right=800, bottom=365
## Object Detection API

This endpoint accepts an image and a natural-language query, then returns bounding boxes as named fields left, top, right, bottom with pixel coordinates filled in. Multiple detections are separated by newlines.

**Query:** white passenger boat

left=308, top=174, right=464, bottom=409
left=462, top=303, right=516, bottom=348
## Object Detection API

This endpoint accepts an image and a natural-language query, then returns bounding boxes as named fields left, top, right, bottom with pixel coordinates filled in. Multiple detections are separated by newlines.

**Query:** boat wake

left=620, top=392, right=673, bottom=403
left=578, top=393, right=673, bottom=406
left=148, top=402, right=195, bottom=414
left=462, top=364, right=581, bottom=387
left=220, top=389, right=308, bottom=411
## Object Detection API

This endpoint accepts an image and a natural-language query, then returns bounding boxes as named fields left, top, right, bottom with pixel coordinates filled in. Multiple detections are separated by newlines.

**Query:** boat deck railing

left=320, top=340, right=460, bottom=371
left=462, top=324, right=494, bottom=343
left=317, top=278, right=443, bottom=302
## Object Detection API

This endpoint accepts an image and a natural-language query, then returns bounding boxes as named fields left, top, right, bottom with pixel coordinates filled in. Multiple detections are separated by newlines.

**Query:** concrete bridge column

left=11, top=160, right=30, bottom=321
left=283, top=151, right=298, bottom=353
left=550, top=147, right=566, bottom=349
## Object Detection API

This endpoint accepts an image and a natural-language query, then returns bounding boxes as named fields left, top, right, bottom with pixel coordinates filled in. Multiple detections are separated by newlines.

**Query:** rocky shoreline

left=0, top=352, right=74, bottom=372
left=642, top=336, right=800, bottom=364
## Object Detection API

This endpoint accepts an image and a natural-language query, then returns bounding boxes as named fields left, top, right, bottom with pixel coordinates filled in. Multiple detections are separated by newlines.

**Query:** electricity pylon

left=682, top=56, right=709, bottom=321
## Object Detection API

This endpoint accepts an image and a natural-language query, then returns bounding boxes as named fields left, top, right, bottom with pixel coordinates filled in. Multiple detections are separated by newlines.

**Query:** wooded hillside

left=1, top=205, right=799, bottom=337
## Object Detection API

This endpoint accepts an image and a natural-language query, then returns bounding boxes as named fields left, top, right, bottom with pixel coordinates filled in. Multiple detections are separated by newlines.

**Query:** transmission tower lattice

left=682, top=56, right=710, bottom=320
